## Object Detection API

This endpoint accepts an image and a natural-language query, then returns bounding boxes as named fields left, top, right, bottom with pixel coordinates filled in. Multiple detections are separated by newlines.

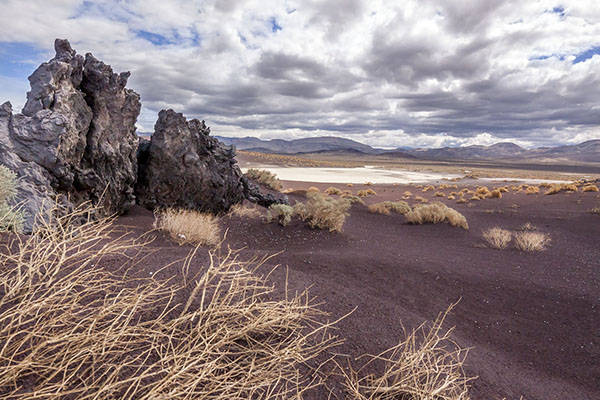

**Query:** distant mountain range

left=215, top=135, right=600, bottom=163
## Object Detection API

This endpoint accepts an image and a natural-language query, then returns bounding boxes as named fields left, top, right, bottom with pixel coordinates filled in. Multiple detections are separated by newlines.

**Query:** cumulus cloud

left=1, top=0, right=599, bottom=148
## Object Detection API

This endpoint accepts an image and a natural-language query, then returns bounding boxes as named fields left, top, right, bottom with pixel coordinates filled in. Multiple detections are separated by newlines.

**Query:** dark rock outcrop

left=135, top=110, right=246, bottom=213
left=0, top=39, right=140, bottom=231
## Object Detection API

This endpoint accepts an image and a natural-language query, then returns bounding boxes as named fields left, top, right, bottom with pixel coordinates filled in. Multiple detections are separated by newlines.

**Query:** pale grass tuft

left=421, top=185, right=435, bottom=192
left=368, top=201, right=411, bottom=216
left=228, top=203, right=261, bottom=218
left=413, top=195, right=428, bottom=203
left=525, top=185, right=540, bottom=195
left=155, top=208, right=220, bottom=246
left=365, top=181, right=374, bottom=186
left=266, top=203, right=294, bottom=226
left=244, top=168, right=283, bottom=191
left=342, top=193, right=366, bottom=205
left=325, top=186, right=343, bottom=195
left=307, top=186, right=321, bottom=193
left=339, top=306, right=472, bottom=400
left=403, top=191, right=413, bottom=197
left=0, top=165, right=25, bottom=233
left=405, top=201, right=469, bottom=229
left=456, top=197, right=468, bottom=204
left=514, top=231, right=551, bottom=251
left=347, top=183, right=354, bottom=187
left=582, top=185, right=599, bottom=192
left=294, top=191, right=351, bottom=232
left=483, top=227, right=512, bottom=249
left=518, top=222, right=537, bottom=232
left=489, top=189, right=502, bottom=198
left=476, top=186, right=491, bottom=198
left=590, top=207, right=600, bottom=215
left=434, top=191, right=445, bottom=197
left=357, top=189, right=377, bottom=197
left=0, top=204, right=339, bottom=398
left=447, top=195, right=456, bottom=200
left=544, top=183, right=578, bottom=195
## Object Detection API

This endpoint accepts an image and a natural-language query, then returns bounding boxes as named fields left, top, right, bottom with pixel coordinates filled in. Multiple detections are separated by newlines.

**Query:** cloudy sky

left=1, top=0, right=599, bottom=149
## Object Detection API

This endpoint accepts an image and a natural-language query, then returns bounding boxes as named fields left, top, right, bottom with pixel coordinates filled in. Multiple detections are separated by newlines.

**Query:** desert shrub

left=403, top=190, right=412, bottom=197
left=341, top=307, right=472, bottom=400
left=341, top=193, right=366, bottom=205
left=447, top=195, right=456, bottom=200
left=470, top=195, right=481, bottom=201
left=413, top=195, right=428, bottom=203
left=294, top=191, right=351, bottom=232
left=0, top=205, right=337, bottom=399
left=421, top=185, right=435, bottom=192
left=518, top=222, right=537, bottom=231
left=307, top=186, right=320, bottom=192
left=154, top=208, right=220, bottom=246
left=483, top=227, right=512, bottom=249
left=456, top=197, right=468, bottom=204
left=368, top=201, right=411, bottom=216
left=325, top=186, right=343, bottom=195
left=545, top=183, right=578, bottom=195
left=357, top=189, right=377, bottom=197
left=582, top=185, right=599, bottom=192
left=475, top=186, right=491, bottom=198
left=244, top=168, right=283, bottom=191
left=498, top=186, right=509, bottom=193
left=434, top=191, right=445, bottom=197
left=228, top=203, right=261, bottom=218
left=525, top=185, right=540, bottom=195
left=365, top=181, right=373, bottom=186
left=489, top=189, right=502, bottom=198
left=514, top=231, right=550, bottom=251
left=538, top=182, right=552, bottom=188
left=347, top=183, right=354, bottom=187
left=405, top=202, right=469, bottom=230
left=590, top=207, right=600, bottom=215
left=0, top=165, right=25, bottom=233
left=266, top=204, right=294, bottom=226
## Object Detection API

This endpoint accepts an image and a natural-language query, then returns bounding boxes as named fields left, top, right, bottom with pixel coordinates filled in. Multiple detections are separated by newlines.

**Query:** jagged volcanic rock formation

left=0, top=39, right=140, bottom=231
left=135, top=109, right=246, bottom=213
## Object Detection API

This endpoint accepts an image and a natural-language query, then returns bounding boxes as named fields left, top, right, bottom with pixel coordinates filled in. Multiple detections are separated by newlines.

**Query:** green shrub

left=294, top=192, right=351, bottom=232
left=266, top=204, right=294, bottom=226
left=244, top=168, right=283, bottom=191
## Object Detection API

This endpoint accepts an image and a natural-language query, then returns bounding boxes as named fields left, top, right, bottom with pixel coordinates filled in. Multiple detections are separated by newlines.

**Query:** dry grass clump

left=405, top=202, right=469, bottom=230
left=421, top=185, right=435, bottom=192
left=475, top=186, right=491, bottom=198
left=403, top=190, right=412, bottom=198
left=514, top=231, right=551, bottom=252
left=582, top=185, right=599, bottom=192
left=325, top=186, right=343, bottom=195
left=342, top=193, right=366, bottom=205
left=470, top=195, right=481, bottom=201
left=434, top=191, right=445, bottom=197
left=347, top=183, right=354, bottom=187
left=307, top=186, right=320, bottom=193
left=340, top=307, right=472, bottom=400
left=447, top=195, right=456, bottom=200
left=483, top=227, right=512, bottom=249
left=154, top=208, right=220, bottom=246
left=294, top=191, right=351, bottom=232
left=456, top=197, right=468, bottom=204
left=0, top=165, right=25, bottom=233
left=525, top=185, right=540, bottom=195
left=518, top=222, right=537, bottom=232
left=413, top=195, right=429, bottom=203
left=365, top=181, right=374, bottom=186
left=266, top=203, right=294, bottom=226
left=590, top=207, right=600, bottom=215
left=0, top=205, right=339, bottom=399
left=544, top=183, right=578, bottom=195
left=357, top=189, right=377, bottom=197
left=244, top=168, right=283, bottom=191
left=489, top=189, right=502, bottom=199
left=228, top=203, right=262, bottom=218
left=368, top=201, right=411, bottom=216
left=498, top=186, right=509, bottom=193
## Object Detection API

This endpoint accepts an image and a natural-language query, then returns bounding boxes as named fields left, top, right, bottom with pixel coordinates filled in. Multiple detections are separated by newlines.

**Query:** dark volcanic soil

left=116, top=181, right=599, bottom=400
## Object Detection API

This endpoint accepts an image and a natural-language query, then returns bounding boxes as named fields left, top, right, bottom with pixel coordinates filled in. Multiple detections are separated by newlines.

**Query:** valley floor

left=117, top=180, right=600, bottom=400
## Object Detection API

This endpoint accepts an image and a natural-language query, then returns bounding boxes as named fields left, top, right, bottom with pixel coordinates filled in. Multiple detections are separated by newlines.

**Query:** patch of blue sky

left=269, top=17, right=282, bottom=33
left=135, top=29, right=202, bottom=47
left=529, top=54, right=565, bottom=61
left=573, top=46, right=600, bottom=64
left=0, top=42, right=48, bottom=79
left=135, top=30, right=175, bottom=46
left=544, top=6, right=566, bottom=19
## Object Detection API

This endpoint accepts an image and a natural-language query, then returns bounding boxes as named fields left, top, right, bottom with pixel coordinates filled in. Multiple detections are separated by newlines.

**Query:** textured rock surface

left=136, top=110, right=246, bottom=213
left=0, top=39, right=140, bottom=231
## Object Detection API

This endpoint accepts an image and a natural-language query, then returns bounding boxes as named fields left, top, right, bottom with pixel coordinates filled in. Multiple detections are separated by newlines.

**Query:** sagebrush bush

left=368, top=201, right=411, bottom=216
left=582, top=185, right=599, bottom=192
left=307, top=186, right=320, bottom=193
left=341, top=193, right=366, bottom=205
left=0, top=165, right=25, bottom=233
left=489, top=189, right=502, bottom=198
left=525, top=185, right=540, bottom=195
left=244, top=168, right=282, bottom=191
left=476, top=186, right=491, bottom=198
left=421, top=185, right=435, bottom=192
left=266, top=204, right=294, bottom=226
left=294, top=191, right=351, bottom=232
left=483, top=227, right=512, bottom=249
left=154, top=208, right=221, bottom=246
left=514, top=231, right=550, bottom=251
left=325, top=186, right=343, bottom=195
left=228, top=203, right=261, bottom=218
left=357, top=189, right=376, bottom=197
left=545, top=183, right=578, bottom=195
left=405, top=202, right=469, bottom=229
